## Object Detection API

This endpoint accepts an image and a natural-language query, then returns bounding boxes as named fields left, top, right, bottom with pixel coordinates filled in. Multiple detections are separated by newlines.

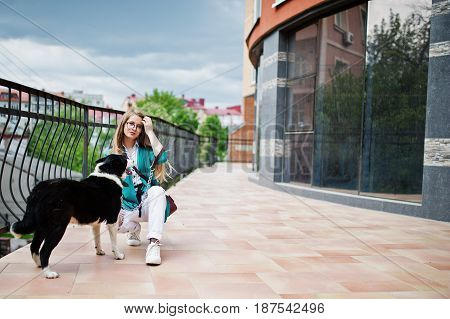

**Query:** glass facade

left=281, top=0, right=431, bottom=202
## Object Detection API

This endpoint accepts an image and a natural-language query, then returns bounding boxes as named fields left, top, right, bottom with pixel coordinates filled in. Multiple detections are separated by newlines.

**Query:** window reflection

left=287, top=133, right=313, bottom=184
left=361, top=0, right=431, bottom=201
left=282, top=0, right=430, bottom=202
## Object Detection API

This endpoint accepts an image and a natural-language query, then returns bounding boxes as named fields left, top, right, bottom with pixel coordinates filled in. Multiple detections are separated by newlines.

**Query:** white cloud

left=0, top=37, right=242, bottom=109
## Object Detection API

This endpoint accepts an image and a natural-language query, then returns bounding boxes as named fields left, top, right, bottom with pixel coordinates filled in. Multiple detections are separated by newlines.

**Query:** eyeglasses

left=126, top=121, right=143, bottom=130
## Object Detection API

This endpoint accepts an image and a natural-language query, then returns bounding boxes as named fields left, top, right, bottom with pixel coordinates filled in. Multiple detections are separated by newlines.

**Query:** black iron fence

left=0, top=78, right=221, bottom=230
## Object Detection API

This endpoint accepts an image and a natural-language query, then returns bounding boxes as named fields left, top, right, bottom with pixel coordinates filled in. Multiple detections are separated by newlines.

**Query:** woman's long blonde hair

left=112, top=108, right=170, bottom=184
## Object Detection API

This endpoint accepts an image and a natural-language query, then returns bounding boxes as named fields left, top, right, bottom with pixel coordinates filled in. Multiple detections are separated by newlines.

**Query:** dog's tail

left=10, top=191, right=38, bottom=238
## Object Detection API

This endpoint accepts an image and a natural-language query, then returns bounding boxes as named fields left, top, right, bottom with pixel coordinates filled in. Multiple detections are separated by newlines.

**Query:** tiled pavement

left=0, top=163, right=449, bottom=298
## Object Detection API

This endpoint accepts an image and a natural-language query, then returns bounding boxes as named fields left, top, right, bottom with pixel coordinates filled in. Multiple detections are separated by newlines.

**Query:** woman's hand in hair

left=142, top=116, right=154, bottom=133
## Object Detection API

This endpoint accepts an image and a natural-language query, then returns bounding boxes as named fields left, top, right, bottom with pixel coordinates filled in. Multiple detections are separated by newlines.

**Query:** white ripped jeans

left=118, top=186, right=167, bottom=241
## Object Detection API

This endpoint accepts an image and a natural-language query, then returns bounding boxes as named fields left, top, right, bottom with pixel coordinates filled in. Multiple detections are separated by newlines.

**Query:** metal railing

left=0, top=78, right=219, bottom=229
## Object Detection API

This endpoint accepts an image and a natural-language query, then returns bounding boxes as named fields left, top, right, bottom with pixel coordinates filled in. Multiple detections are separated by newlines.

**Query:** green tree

left=364, top=9, right=429, bottom=193
left=28, top=106, right=115, bottom=174
left=198, top=115, right=228, bottom=162
left=137, top=89, right=199, bottom=132
left=315, top=8, right=430, bottom=194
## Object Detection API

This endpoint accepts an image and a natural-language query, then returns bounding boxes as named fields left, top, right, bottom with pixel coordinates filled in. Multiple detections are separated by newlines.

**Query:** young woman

left=112, top=109, right=171, bottom=265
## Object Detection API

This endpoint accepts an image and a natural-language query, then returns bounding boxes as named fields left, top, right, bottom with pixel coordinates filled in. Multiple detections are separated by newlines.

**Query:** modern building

left=182, top=96, right=244, bottom=130
left=229, top=1, right=258, bottom=164
left=68, top=90, right=105, bottom=108
left=205, top=105, right=243, bottom=130
left=245, top=0, right=449, bottom=221
left=122, top=93, right=138, bottom=111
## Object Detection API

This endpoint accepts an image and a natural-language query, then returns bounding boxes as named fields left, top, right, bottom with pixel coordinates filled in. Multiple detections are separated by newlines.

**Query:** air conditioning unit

left=343, top=31, right=354, bottom=46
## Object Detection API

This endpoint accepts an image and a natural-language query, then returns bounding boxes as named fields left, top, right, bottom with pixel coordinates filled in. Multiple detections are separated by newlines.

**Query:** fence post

left=82, top=105, right=88, bottom=178
left=211, top=137, right=217, bottom=166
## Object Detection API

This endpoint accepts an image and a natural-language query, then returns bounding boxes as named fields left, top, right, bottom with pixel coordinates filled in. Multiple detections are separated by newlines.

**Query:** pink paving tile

left=51, top=242, right=92, bottom=255
left=271, top=257, right=316, bottom=272
left=2, top=263, right=44, bottom=274
left=71, top=282, right=155, bottom=296
left=0, top=273, right=38, bottom=296
left=317, top=249, right=373, bottom=257
left=193, top=282, right=280, bottom=299
left=297, top=256, right=361, bottom=263
left=169, top=242, right=230, bottom=250
left=318, top=292, right=394, bottom=299
left=0, top=263, right=6, bottom=273
left=249, top=243, right=322, bottom=258
left=149, top=250, right=215, bottom=273
left=265, top=234, right=307, bottom=239
left=426, top=262, right=450, bottom=271
left=113, top=294, right=199, bottom=299
left=386, top=271, right=439, bottom=290
left=150, top=272, right=198, bottom=296
left=311, top=264, right=396, bottom=282
left=388, top=258, right=450, bottom=284
left=280, top=294, right=319, bottom=299
left=390, top=291, right=447, bottom=299
left=214, top=263, right=286, bottom=273
left=0, top=249, right=68, bottom=267
left=254, top=225, right=306, bottom=237
left=412, top=274, right=449, bottom=297
left=211, top=229, right=267, bottom=241
left=164, top=230, right=223, bottom=245
left=112, top=249, right=147, bottom=265
left=75, top=263, right=153, bottom=283
left=60, top=253, right=118, bottom=264
left=340, top=280, right=416, bottom=292
left=187, top=273, right=263, bottom=284
left=353, top=255, right=419, bottom=272
left=13, top=294, right=110, bottom=299
left=205, top=250, right=277, bottom=265
left=374, top=243, right=427, bottom=250
left=0, top=251, right=35, bottom=264
left=0, top=163, right=449, bottom=299
left=392, top=249, right=450, bottom=264
left=12, top=274, right=77, bottom=296
left=222, top=240, right=256, bottom=250
left=257, top=272, right=349, bottom=294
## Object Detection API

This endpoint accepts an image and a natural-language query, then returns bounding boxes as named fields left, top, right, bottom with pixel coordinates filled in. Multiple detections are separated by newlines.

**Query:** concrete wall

left=421, top=0, right=450, bottom=221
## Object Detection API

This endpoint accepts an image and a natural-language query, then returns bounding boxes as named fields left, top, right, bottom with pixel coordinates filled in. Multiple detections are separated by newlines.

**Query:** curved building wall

left=247, top=0, right=326, bottom=53
left=248, top=0, right=449, bottom=221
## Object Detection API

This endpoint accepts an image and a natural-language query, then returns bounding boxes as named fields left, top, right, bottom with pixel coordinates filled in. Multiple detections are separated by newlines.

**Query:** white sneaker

left=145, top=241, right=161, bottom=265
left=127, top=231, right=141, bottom=246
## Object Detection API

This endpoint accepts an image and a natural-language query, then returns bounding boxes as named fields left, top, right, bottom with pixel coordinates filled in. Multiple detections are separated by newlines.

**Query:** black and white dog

left=10, top=154, right=128, bottom=279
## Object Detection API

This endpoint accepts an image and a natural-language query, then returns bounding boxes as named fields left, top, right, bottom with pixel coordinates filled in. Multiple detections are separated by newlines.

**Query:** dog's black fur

left=11, top=154, right=127, bottom=278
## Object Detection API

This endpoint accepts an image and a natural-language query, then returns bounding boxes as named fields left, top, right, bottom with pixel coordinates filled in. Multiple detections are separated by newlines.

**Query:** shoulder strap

left=133, top=147, right=165, bottom=183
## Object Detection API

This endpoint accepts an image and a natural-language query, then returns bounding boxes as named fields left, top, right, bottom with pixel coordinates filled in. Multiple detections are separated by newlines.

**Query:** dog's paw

left=113, top=250, right=125, bottom=260
left=32, top=253, right=41, bottom=267
left=43, top=267, right=59, bottom=279
left=96, top=248, right=106, bottom=256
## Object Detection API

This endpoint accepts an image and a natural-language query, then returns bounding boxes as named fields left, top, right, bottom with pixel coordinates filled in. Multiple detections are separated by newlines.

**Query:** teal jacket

left=121, top=146, right=170, bottom=222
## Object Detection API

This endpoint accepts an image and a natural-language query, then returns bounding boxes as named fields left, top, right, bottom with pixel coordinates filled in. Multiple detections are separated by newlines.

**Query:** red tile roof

left=0, top=89, right=30, bottom=102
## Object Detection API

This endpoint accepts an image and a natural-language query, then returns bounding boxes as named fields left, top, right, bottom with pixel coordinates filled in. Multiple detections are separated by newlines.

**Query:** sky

left=367, top=0, right=431, bottom=31
left=0, top=0, right=245, bottom=109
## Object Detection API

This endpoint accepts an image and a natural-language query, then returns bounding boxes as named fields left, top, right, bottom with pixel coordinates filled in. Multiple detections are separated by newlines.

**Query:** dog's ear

left=96, top=156, right=107, bottom=164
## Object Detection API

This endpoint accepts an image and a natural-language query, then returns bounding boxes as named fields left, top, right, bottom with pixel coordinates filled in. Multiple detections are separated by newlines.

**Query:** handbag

left=166, top=194, right=177, bottom=215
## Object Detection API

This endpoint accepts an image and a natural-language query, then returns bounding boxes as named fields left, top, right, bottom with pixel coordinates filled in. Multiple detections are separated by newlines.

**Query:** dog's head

left=95, top=154, right=128, bottom=178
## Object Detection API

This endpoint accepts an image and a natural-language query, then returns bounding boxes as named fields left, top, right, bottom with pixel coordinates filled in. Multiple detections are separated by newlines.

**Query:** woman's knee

left=147, top=186, right=165, bottom=199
